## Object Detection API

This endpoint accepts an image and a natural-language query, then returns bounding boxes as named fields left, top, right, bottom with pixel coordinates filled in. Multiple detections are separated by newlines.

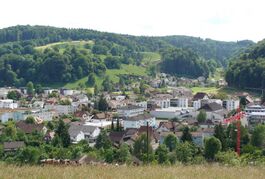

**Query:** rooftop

left=124, top=113, right=154, bottom=121
left=118, top=105, right=144, bottom=110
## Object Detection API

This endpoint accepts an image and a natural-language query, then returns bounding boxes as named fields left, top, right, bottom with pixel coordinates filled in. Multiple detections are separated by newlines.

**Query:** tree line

left=226, top=39, right=265, bottom=88
left=0, top=25, right=254, bottom=65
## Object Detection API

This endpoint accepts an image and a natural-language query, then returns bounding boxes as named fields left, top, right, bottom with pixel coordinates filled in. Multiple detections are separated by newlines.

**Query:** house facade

left=223, top=99, right=240, bottom=111
left=68, top=124, right=101, bottom=143
left=0, top=99, right=18, bottom=109
left=123, top=113, right=156, bottom=129
left=170, top=98, right=188, bottom=108
left=117, top=105, right=145, bottom=117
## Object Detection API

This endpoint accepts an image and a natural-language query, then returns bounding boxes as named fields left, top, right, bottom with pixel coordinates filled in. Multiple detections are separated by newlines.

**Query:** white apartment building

left=0, top=99, right=18, bottom=109
left=117, top=105, right=145, bottom=117
left=170, top=98, right=188, bottom=108
left=23, top=110, right=55, bottom=121
left=123, top=113, right=156, bottom=129
left=45, top=104, right=76, bottom=115
left=193, top=100, right=201, bottom=110
left=223, top=99, right=240, bottom=111
left=133, top=101, right=148, bottom=110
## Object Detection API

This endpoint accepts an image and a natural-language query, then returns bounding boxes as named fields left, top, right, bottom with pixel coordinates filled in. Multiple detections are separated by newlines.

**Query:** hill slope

left=0, top=25, right=254, bottom=65
left=0, top=25, right=255, bottom=87
left=225, top=39, right=265, bottom=89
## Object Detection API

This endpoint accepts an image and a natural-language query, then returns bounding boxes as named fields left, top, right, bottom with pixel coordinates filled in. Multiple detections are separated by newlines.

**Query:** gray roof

left=199, top=102, right=223, bottom=112
left=68, top=124, right=98, bottom=137
left=124, top=113, right=153, bottom=121
left=4, top=141, right=25, bottom=150
left=118, top=105, right=144, bottom=110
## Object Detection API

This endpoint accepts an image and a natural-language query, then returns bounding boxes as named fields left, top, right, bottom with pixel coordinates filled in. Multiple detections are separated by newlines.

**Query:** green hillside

left=64, top=64, right=147, bottom=89
left=35, top=40, right=94, bottom=52
left=0, top=25, right=255, bottom=88
left=33, top=40, right=154, bottom=89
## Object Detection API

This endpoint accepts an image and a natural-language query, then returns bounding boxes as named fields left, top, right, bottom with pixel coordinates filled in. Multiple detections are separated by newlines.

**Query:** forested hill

left=225, top=40, right=265, bottom=89
left=0, top=25, right=254, bottom=66
left=0, top=25, right=255, bottom=87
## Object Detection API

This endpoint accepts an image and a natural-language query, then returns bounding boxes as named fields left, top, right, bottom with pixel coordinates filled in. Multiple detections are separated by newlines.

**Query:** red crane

left=223, top=108, right=245, bottom=156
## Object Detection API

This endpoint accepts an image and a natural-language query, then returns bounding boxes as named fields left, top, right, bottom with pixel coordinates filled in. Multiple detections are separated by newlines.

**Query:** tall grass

left=0, top=164, right=265, bottom=179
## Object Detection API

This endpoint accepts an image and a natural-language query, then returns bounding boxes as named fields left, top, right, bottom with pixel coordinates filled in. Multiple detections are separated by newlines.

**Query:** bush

left=215, top=150, right=240, bottom=166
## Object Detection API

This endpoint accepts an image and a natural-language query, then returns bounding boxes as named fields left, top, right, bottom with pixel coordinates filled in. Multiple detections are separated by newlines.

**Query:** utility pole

left=146, top=121, right=149, bottom=164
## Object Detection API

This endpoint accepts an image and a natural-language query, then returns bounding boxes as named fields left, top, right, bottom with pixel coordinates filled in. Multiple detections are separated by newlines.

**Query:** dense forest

left=225, top=40, right=265, bottom=88
left=0, top=25, right=254, bottom=86
left=160, top=48, right=216, bottom=78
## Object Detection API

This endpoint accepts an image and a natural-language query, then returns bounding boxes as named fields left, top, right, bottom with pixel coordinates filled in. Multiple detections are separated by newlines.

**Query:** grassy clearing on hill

left=140, top=52, right=161, bottom=65
left=0, top=164, right=265, bottom=179
left=35, top=40, right=94, bottom=52
left=191, top=86, right=220, bottom=94
left=64, top=64, right=147, bottom=89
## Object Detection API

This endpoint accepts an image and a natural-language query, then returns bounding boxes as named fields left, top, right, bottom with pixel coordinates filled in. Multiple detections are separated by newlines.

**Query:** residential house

left=175, top=130, right=214, bottom=147
left=33, top=101, right=45, bottom=108
left=138, top=126, right=159, bottom=149
left=0, top=111, right=24, bottom=123
left=245, top=105, right=265, bottom=114
left=123, top=113, right=156, bottom=129
left=117, top=105, right=145, bottom=117
left=198, top=120, right=215, bottom=129
left=20, top=87, right=27, bottom=95
left=68, top=123, right=100, bottom=143
left=223, top=99, right=240, bottom=111
left=149, top=94, right=172, bottom=108
left=3, top=141, right=25, bottom=152
left=132, top=101, right=148, bottom=110
left=150, top=79, right=162, bottom=88
left=74, top=111, right=90, bottom=121
left=193, top=92, right=210, bottom=110
left=23, top=109, right=55, bottom=121
left=108, top=99, right=127, bottom=110
left=61, top=88, right=74, bottom=96
left=43, top=88, right=54, bottom=95
left=45, top=104, right=76, bottom=115
left=198, top=102, right=228, bottom=122
left=0, top=99, right=18, bottom=109
left=248, top=113, right=265, bottom=125
left=109, top=131, right=126, bottom=147
left=94, top=112, right=112, bottom=121
left=0, top=88, right=16, bottom=99
left=16, top=120, right=47, bottom=134
left=170, top=98, right=188, bottom=108
left=150, top=107, right=189, bottom=119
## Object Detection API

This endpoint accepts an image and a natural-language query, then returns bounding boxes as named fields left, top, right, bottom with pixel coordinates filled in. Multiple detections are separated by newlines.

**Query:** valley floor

left=0, top=164, right=265, bottom=179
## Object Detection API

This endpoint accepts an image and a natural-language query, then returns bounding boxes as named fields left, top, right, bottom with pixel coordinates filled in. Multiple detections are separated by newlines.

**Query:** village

left=0, top=73, right=264, bottom=165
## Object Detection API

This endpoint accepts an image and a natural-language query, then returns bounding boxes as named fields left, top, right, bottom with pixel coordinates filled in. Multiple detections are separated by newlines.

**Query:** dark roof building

left=193, top=92, right=209, bottom=101
left=16, top=121, right=45, bottom=134
left=109, top=131, right=125, bottom=145
left=118, top=105, right=144, bottom=110
left=124, top=113, right=153, bottom=121
left=4, top=141, right=25, bottom=152
left=199, top=102, right=223, bottom=112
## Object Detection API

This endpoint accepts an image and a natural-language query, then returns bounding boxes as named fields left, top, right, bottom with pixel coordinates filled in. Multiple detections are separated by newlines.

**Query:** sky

left=1, top=0, right=265, bottom=42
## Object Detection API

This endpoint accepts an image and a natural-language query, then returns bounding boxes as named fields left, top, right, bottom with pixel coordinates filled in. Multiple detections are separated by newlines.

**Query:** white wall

left=124, top=117, right=156, bottom=129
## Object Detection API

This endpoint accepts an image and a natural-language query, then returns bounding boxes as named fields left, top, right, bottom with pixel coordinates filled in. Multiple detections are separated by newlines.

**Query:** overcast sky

left=1, top=0, right=264, bottom=42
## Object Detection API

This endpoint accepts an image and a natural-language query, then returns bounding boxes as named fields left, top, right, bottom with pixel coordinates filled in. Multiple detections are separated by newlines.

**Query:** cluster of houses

left=0, top=84, right=264, bottom=153
left=149, top=73, right=227, bottom=88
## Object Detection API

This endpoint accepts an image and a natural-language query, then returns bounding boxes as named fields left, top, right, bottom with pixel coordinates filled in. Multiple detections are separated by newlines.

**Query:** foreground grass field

left=0, top=164, right=265, bottom=179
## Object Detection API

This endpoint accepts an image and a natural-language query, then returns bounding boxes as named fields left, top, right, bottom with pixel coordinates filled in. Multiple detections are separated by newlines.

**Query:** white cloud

left=0, top=0, right=265, bottom=42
